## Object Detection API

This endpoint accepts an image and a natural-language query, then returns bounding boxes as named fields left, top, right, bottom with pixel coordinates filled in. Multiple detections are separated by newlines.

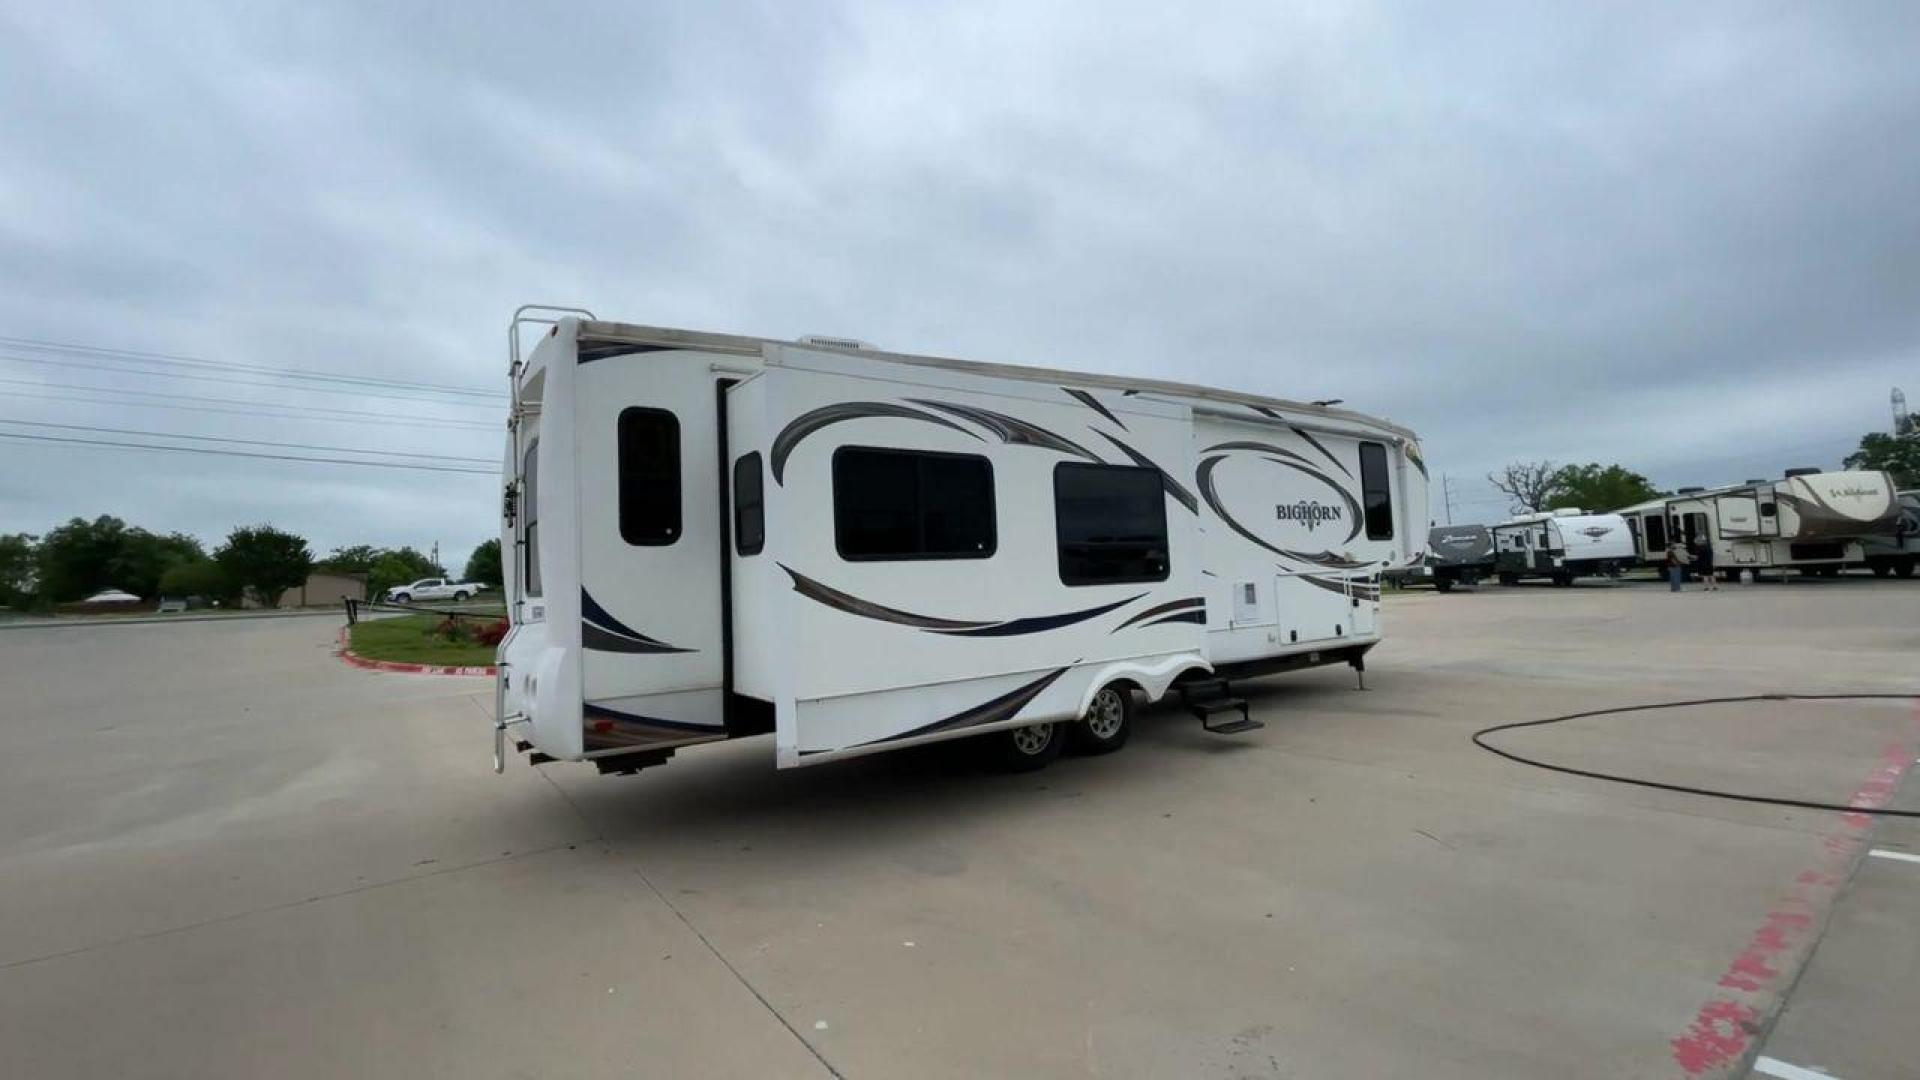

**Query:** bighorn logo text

left=1276, top=499, right=1342, bottom=532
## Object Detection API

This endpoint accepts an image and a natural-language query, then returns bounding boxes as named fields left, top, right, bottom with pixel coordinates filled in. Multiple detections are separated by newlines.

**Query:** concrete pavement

left=1, top=579, right=1916, bottom=1077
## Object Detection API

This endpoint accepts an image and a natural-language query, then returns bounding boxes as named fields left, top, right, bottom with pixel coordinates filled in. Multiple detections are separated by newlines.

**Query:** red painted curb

left=335, top=625, right=497, bottom=677
left=1669, top=704, right=1920, bottom=1077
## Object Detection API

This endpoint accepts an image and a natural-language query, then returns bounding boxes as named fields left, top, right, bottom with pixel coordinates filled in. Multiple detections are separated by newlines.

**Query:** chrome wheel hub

left=1084, top=688, right=1125, bottom=739
left=1010, top=723, right=1053, bottom=755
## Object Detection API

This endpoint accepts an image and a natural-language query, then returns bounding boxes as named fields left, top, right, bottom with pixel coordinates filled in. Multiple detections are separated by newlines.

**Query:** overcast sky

left=2, top=2, right=1916, bottom=561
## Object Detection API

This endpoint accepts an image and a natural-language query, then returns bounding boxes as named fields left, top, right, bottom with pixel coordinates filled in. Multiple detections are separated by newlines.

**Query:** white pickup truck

left=385, top=578, right=487, bottom=603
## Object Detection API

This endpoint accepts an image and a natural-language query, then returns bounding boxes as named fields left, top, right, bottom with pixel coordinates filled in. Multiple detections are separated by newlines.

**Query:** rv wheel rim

left=1085, top=689, right=1125, bottom=739
left=1011, top=724, right=1053, bottom=755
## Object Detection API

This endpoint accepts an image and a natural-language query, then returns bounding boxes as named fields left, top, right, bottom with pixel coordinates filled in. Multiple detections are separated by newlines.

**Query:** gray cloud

left=1, top=1, right=1916, bottom=556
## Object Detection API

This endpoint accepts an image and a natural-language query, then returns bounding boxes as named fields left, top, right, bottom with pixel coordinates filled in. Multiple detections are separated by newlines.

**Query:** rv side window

left=833, top=447, right=995, bottom=560
left=523, top=439, right=542, bottom=598
left=618, top=408, right=681, bottom=546
left=1053, top=463, right=1170, bottom=586
left=1760, top=502, right=1777, bottom=518
left=1359, top=442, right=1393, bottom=540
left=733, top=452, right=764, bottom=557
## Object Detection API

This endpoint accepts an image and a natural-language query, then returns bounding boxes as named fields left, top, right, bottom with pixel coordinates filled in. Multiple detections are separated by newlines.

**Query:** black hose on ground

left=1471, top=693, right=1920, bottom=819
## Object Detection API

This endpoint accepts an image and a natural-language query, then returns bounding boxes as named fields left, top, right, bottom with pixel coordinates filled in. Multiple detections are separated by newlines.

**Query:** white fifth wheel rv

left=1618, top=469, right=1903, bottom=579
left=494, top=308, right=1429, bottom=777
left=1489, top=510, right=1636, bottom=585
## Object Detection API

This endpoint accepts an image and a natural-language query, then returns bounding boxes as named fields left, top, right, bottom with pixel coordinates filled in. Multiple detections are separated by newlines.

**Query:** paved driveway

left=2, top=580, right=1915, bottom=1078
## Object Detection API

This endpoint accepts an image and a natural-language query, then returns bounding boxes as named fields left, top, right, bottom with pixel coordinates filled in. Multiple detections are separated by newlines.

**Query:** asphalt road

left=1, top=577, right=1916, bottom=1078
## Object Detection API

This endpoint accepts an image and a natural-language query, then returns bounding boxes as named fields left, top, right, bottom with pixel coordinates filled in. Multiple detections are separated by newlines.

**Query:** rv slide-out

left=494, top=313, right=1427, bottom=777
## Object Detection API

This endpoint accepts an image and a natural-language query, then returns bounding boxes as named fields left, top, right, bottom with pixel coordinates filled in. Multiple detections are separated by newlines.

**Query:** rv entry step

left=1177, top=678, right=1264, bottom=735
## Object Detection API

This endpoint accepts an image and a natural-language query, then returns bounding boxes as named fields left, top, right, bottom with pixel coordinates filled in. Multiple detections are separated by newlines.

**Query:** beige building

left=244, top=571, right=368, bottom=609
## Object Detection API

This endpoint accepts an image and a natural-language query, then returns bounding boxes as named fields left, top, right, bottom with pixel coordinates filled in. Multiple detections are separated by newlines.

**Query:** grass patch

left=349, top=614, right=498, bottom=667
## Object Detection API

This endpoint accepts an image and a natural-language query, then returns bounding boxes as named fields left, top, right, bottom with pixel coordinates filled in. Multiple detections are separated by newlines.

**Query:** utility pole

left=1440, top=473, right=1456, bottom=525
left=432, top=541, right=440, bottom=572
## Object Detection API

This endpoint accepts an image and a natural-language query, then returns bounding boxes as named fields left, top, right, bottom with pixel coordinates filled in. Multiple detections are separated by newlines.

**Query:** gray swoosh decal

left=783, top=565, right=1145, bottom=637
left=1141, top=610, right=1207, bottom=628
left=1111, top=596, right=1205, bottom=633
left=1062, top=387, right=1128, bottom=430
left=802, top=666, right=1074, bottom=754
left=1092, top=430, right=1200, bottom=514
left=910, top=399, right=1102, bottom=462
left=1197, top=442, right=1364, bottom=545
left=770, top=402, right=979, bottom=484
left=935, top=593, right=1144, bottom=637
left=583, top=622, right=695, bottom=654
left=780, top=565, right=996, bottom=630
left=581, top=588, right=696, bottom=653
left=1291, top=427, right=1354, bottom=479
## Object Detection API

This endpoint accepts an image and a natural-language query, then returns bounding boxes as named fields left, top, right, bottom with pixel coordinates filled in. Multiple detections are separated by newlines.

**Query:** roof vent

left=1783, top=466, right=1821, bottom=478
left=1676, top=486, right=1705, bottom=494
left=1745, top=478, right=1767, bottom=485
left=798, top=335, right=874, bottom=351
left=1552, top=507, right=1583, bottom=516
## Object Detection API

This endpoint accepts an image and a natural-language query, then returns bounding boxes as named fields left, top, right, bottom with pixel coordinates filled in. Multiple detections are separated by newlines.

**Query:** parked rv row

left=1413, top=470, right=1916, bottom=591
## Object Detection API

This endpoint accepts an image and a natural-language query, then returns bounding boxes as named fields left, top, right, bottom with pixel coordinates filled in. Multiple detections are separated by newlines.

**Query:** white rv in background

left=1490, top=510, right=1636, bottom=585
left=1618, top=469, right=1903, bottom=579
left=494, top=308, right=1429, bottom=777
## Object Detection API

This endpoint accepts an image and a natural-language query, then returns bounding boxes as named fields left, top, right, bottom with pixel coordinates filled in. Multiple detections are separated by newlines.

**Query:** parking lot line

left=1865, top=848, right=1920, bottom=865
left=1752, top=1055, right=1840, bottom=1079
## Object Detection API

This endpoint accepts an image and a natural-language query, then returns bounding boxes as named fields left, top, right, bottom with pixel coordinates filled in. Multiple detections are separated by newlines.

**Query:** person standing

left=1666, top=536, right=1690, bottom=592
left=1693, top=535, right=1719, bottom=591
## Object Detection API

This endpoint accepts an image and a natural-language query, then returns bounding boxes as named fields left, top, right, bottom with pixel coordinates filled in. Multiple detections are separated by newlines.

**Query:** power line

left=0, top=352, right=501, bottom=409
left=0, top=376, right=498, bottom=430
left=0, top=430, right=497, bottom=475
left=0, top=418, right=496, bottom=464
left=0, top=333, right=503, bottom=400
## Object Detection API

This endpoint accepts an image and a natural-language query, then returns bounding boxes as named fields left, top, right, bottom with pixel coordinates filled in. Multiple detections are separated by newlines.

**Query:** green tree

left=318, top=544, right=443, bottom=600
left=0, top=533, right=37, bottom=608
left=1844, top=413, right=1919, bottom=487
left=36, top=515, right=135, bottom=601
left=463, top=538, right=502, bottom=589
left=215, top=525, right=312, bottom=608
left=1546, top=463, right=1665, bottom=512
left=157, top=559, right=236, bottom=603
left=111, top=529, right=205, bottom=599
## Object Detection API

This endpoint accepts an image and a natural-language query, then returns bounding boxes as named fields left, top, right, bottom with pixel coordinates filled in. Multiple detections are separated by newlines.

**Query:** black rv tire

left=1498, top=573, right=1520, bottom=586
left=1434, top=577, right=1455, bottom=593
left=992, top=722, right=1063, bottom=772
left=1550, top=572, right=1573, bottom=587
left=1069, top=684, right=1133, bottom=755
left=1896, top=559, right=1915, bottom=579
left=1871, top=563, right=1892, bottom=578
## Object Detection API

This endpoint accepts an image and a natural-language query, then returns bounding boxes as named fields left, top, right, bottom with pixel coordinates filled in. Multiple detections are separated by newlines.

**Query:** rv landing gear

left=1351, top=655, right=1369, bottom=690
left=992, top=722, right=1063, bottom=772
left=1068, top=683, right=1134, bottom=755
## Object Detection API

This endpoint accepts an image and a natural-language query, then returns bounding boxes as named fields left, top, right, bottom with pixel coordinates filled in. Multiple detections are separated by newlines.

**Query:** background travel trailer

left=1491, top=511, right=1636, bottom=586
left=495, top=312, right=1429, bottom=777
left=1424, top=523, right=1496, bottom=592
left=1619, top=469, right=1902, bottom=579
